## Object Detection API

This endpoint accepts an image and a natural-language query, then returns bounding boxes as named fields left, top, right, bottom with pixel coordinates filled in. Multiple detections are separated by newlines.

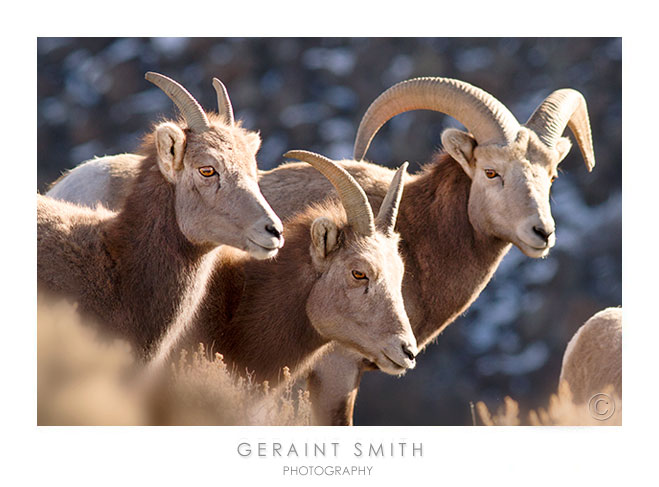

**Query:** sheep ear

left=555, top=136, right=573, bottom=165
left=245, top=131, right=262, bottom=155
left=155, top=122, right=187, bottom=183
left=441, top=128, right=478, bottom=179
left=310, top=217, right=339, bottom=262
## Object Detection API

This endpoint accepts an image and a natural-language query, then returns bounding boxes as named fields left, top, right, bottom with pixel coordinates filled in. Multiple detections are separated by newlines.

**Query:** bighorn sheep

left=38, top=72, right=284, bottom=360
left=46, top=77, right=596, bottom=425
left=179, top=150, right=417, bottom=384
left=559, top=307, right=622, bottom=404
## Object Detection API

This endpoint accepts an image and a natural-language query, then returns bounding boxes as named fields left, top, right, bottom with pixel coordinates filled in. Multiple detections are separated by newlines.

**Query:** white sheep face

left=443, top=127, right=572, bottom=258
left=305, top=224, right=417, bottom=376
left=155, top=118, right=284, bottom=259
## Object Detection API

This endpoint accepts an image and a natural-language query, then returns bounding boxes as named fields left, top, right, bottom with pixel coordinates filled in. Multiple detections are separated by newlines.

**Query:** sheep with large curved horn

left=525, top=88, right=595, bottom=171
left=353, top=77, right=520, bottom=161
left=353, top=77, right=595, bottom=174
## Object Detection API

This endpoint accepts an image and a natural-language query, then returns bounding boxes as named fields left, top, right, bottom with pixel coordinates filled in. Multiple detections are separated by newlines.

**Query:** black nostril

left=265, top=224, right=282, bottom=239
left=402, top=344, right=416, bottom=361
left=533, top=226, right=552, bottom=243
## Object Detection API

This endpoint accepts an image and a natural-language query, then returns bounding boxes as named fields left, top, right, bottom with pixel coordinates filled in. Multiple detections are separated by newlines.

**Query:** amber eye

left=198, top=166, right=216, bottom=177
left=484, top=169, right=498, bottom=179
left=550, top=175, right=558, bottom=183
left=351, top=270, right=367, bottom=280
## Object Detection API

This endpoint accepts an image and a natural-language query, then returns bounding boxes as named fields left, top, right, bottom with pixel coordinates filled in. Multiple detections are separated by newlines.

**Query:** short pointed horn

left=145, top=72, right=210, bottom=133
left=212, top=77, right=235, bottom=126
left=354, top=77, right=520, bottom=161
left=284, top=150, right=375, bottom=236
left=525, top=89, right=595, bottom=171
left=375, top=162, right=408, bottom=235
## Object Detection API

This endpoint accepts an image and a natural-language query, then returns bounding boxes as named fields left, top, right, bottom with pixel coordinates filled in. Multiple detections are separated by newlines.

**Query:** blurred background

left=37, top=38, right=621, bottom=425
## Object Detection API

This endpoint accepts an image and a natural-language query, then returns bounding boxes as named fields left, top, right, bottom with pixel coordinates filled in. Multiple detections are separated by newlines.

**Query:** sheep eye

left=198, top=166, right=216, bottom=177
left=351, top=270, right=367, bottom=280
left=484, top=169, right=498, bottom=179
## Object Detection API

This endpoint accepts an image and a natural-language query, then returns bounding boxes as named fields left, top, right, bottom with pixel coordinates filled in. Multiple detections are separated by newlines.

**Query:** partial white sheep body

left=559, top=307, right=622, bottom=404
left=47, top=154, right=141, bottom=210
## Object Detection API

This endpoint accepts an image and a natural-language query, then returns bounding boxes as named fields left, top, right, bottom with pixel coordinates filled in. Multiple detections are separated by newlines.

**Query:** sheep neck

left=396, top=153, right=511, bottom=347
left=105, top=156, right=214, bottom=358
left=198, top=217, right=329, bottom=386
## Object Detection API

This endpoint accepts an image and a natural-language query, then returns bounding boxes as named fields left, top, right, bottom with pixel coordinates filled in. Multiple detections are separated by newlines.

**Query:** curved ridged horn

left=212, top=77, right=235, bottom=126
left=284, top=150, right=375, bottom=236
left=525, top=89, right=595, bottom=171
left=354, top=77, right=520, bottom=161
left=145, top=72, right=210, bottom=133
left=375, top=162, right=408, bottom=235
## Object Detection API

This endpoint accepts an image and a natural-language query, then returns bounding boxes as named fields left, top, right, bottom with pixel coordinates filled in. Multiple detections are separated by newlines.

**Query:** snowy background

left=37, top=38, right=621, bottom=425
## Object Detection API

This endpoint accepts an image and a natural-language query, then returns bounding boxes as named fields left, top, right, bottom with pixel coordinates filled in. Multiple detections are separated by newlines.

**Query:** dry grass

left=37, top=298, right=145, bottom=425
left=40, top=297, right=621, bottom=427
left=37, top=298, right=311, bottom=426
left=153, top=345, right=311, bottom=425
left=475, top=381, right=621, bottom=426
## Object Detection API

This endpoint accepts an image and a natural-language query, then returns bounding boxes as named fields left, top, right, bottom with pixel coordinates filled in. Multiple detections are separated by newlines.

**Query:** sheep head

left=145, top=72, right=283, bottom=259
left=353, top=77, right=595, bottom=258
left=285, top=150, right=417, bottom=376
